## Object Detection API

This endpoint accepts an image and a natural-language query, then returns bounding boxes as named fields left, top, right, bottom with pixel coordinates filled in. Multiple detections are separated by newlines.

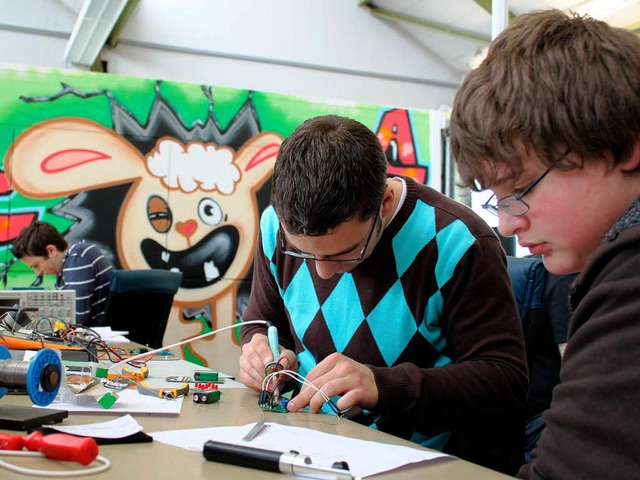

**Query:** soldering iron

left=263, top=325, right=282, bottom=376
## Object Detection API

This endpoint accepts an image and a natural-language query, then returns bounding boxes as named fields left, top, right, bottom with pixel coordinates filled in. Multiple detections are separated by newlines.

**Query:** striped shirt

left=56, top=242, right=113, bottom=326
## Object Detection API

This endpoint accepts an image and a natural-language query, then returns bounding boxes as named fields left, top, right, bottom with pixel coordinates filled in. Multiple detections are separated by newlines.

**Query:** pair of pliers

left=137, top=381, right=189, bottom=399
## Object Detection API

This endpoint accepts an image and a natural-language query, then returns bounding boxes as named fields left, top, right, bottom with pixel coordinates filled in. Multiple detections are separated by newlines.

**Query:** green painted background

left=0, top=66, right=434, bottom=368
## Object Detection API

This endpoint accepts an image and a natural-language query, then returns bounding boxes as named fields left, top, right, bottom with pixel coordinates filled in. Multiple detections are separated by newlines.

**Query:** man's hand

left=287, top=352, right=378, bottom=414
left=239, top=333, right=296, bottom=391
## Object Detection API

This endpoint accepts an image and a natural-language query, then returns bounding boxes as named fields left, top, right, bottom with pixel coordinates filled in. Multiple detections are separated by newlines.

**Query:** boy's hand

left=287, top=352, right=378, bottom=414
left=239, top=333, right=296, bottom=391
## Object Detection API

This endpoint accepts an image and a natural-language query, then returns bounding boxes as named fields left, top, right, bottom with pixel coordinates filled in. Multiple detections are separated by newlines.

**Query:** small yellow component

left=53, top=321, right=67, bottom=333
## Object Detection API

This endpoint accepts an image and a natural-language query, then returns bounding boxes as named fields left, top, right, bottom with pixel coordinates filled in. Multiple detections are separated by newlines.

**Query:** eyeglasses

left=280, top=214, right=380, bottom=263
left=482, top=168, right=551, bottom=217
left=482, top=149, right=571, bottom=217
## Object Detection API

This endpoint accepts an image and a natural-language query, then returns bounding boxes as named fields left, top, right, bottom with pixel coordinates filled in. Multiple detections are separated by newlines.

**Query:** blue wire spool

left=0, top=345, right=62, bottom=406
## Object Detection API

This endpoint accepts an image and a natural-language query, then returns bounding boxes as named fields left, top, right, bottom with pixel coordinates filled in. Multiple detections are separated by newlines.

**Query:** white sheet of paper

left=21, top=350, right=37, bottom=361
left=91, top=326, right=130, bottom=342
left=48, top=414, right=143, bottom=438
left=150, top=422, right=449, bottom=478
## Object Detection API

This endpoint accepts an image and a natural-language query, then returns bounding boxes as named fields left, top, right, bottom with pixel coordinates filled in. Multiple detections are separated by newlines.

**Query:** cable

left=262, top=369, right=326, bottom=401
left=0, top=450, right=110, bottom=477
left=261, top=369, right=344, bottom=417
left=109, top=320, right=269, bottom=373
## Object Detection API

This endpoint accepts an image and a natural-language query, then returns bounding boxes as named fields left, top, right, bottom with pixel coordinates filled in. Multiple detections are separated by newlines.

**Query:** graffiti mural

left=0, top=67, right=435, bottom=375
left=376, top=108, right=428, bottom=183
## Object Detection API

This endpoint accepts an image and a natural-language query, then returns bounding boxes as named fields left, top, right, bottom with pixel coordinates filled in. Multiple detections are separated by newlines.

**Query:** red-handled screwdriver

left=0, top=433, right=25, bottom=450
left=24, top=432, right=98, bottom=466
left=0, top=432, right=98, bottom=466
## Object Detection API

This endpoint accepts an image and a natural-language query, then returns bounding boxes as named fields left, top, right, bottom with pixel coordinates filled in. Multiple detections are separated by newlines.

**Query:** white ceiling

left=361, top=0, right=640, bottom=73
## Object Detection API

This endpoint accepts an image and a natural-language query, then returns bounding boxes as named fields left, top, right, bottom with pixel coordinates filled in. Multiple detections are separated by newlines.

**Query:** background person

left=524, top=266, right=577, bottom=462
left=12, top=220, right=113, bottom=326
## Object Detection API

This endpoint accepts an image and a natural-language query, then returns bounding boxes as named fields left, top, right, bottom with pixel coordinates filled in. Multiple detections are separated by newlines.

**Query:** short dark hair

left=12, top=221, right=68, bottom=258
left=272, top=115, right=388, bottom=235
left=449, top=9, right=640, bottom=190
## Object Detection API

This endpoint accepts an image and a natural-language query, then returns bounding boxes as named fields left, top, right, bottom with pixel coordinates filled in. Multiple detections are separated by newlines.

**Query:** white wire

left=261, top=368, right=337, bottom=415
left=262, top=369, right=318, bottom=394
left=0, top=450, right=111, bottom=477
left=109, top=319, right=269, bottom=372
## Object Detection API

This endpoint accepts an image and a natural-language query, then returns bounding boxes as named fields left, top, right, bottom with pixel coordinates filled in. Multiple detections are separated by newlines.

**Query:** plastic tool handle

left=267, top=325, right=279, bottom=361
left=203, top=440, right=282, bottom=472
left=24, top=432, right=99, bottom=466
left=0, top=433, right=25, bottom=450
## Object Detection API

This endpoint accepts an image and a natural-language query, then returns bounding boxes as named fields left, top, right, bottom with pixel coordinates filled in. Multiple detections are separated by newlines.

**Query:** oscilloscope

left=0, top=289, right=76, bottom=325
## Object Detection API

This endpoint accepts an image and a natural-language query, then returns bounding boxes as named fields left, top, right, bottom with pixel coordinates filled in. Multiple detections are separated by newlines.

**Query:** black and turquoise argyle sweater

left=242, top=176, right=527, bottom=455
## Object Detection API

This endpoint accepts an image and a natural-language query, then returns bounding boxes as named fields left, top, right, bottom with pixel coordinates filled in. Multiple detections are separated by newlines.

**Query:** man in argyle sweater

left=240, top=115, right=528, bottom=474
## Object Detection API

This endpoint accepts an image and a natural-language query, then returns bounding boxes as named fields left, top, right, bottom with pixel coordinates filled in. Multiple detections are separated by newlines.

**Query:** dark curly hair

left=272, top=115, right=388, bottom=236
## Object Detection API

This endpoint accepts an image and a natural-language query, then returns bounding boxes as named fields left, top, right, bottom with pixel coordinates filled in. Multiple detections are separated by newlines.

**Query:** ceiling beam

left=64, top=0, right=133, bottom=70
left=360, top=0, right=491, bottom=43
left=472, top=0, right=517, bottom=20
left=107, top=0, right=140, bottom=48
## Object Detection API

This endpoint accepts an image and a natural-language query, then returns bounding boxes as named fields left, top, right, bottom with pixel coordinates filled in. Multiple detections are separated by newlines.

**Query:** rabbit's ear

left=5, top=118, right=145, bottom=198
left=233, top=132, right=282, bottom=194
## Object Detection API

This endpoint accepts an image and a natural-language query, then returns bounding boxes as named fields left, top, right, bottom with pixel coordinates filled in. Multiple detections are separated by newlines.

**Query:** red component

left=194, top=382, right=218, bottom=390
left=24, top=432, right=99, bottom=466
left=0, top=433, right=25, bottom=450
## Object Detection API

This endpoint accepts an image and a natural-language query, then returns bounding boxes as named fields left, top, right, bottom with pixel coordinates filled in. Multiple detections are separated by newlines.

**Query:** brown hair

left=272, top=115, right=387, bottom=236
left=449, top=9, right=640, bottom=190
left=12, top=221, right=68, bottom=259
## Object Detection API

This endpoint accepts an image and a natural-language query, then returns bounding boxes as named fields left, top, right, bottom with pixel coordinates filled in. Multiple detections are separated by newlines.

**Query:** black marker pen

left=203, top=440, right=355, bottom=479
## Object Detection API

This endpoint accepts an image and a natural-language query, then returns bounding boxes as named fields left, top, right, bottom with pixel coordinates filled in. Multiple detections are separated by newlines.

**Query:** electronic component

left=0, top=307, right=37, bottom=331
left=102, top=376, right=136, bottom=391
left=258, top=389, right=289, bottom=413
left=165, top=375, right=224, bottom=385
left=193, top=371, right=219, bottom=382
left=0, top=290, right=75, bottom=326
left=193, top=389, right=221, bottom=404
left=97, top=392, right=119, bottom=409
left=99, top=376, right=136, bottom=409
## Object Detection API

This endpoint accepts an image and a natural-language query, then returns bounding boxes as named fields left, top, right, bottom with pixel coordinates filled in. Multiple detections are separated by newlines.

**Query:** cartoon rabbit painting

left=4, top=84, right=281, bottom=373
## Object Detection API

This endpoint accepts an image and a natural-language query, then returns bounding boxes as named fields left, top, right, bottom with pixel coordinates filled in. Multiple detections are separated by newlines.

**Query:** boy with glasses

left=449, top=9, right=640, bottom=479
left=240, top=114, right=528, bottom=473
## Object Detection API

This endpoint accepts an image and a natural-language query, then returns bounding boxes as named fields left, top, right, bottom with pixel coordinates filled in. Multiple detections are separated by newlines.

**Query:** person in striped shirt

left=12, top=221, right=113, bottom=326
